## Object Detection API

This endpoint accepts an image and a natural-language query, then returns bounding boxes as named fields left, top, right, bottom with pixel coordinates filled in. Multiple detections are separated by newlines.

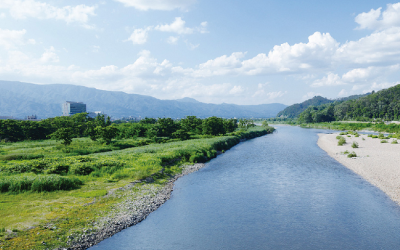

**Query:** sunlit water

left=92, top=126, right=400, bottom=250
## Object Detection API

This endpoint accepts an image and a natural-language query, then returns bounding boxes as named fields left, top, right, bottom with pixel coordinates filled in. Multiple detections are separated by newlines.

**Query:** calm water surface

left=92, top=126, right=400, bottom=250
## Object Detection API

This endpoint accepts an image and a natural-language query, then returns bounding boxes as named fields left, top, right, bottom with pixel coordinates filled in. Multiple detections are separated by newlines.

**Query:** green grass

left=351, top=141, right=359, bottom=148
left=0, top=126, right=274, bottom=248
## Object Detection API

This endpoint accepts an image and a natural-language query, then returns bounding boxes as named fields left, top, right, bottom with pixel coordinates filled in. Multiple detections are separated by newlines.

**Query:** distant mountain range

left=0, top=81, right=287, bottom=119
left=277, top=93, right=370, bottom=118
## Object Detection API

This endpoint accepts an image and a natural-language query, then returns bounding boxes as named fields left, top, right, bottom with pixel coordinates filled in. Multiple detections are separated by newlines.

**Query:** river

left=91, top=126, right=400, bottom=249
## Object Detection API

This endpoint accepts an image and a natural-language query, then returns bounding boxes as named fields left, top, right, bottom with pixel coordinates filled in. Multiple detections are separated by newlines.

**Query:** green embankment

left=0, top=126, right=273, bottom=249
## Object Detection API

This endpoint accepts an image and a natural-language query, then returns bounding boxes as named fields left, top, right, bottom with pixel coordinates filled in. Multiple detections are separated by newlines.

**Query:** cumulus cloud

left=40, top=46, right=59, bottom=63
left=335, top=27, right=400, bottom=64
left=127, top=27, right=151, bottom=45
left=355, top=3, right=400, bottom=30
left=311, top=73, right=346, bottom=87
left=0, top=0, right=96, bottom=26
left=0, top=28, right=34, bottom=49
left=155, top=17, right=194, bottom=34
left=113, top=0, right=196, bottom=11
left=167, top=36, right=179, bottom=44
left=127, top=18, right=207, bottom=45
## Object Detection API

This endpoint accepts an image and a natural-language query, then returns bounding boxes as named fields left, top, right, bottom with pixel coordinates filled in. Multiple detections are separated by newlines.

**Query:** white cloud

left=127, top=27, right=151, bottom=45
left=0, top=28, right=33, bottom=49
left=342, top=65, right=400, bottom=82
left=198, top=22, right=208, bottom=33
left=40, top=46, right=59, bottom=63
left=229, top=85, right=244, bottom=95
left=187, top=52, right=245, bottom=77
left=185, top=40, right=199, bottom=50
left=155, top=17, right=194, bottom=34
left=355, top=3, right=400, bottom=30
left=338, top=89, right=348, bottom=97
left=167, top=36, right=179, bottom=44
left=311, top=73, right=346, bottom=87
left=0, top=0, right=96, bottom=26
left=367, top=81, right=400, bottom=92
left=0, top=13, right=5, bottom=18
left=241, top=32, right=339, bottom=75
left=265, top=91, right=287, bottom=100
left=335, top=27, right=400, bottom=64
left=113, top=0, right=196, bottom=11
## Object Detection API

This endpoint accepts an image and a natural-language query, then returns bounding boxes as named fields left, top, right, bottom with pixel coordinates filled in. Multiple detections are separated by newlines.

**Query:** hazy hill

left=276, top=96, right=333, bottom=118
left=0, top=81, right=287, bottom=119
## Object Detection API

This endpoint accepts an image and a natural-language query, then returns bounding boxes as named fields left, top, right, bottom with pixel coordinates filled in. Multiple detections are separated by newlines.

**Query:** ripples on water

left=92, top=126, right=400, bottom=250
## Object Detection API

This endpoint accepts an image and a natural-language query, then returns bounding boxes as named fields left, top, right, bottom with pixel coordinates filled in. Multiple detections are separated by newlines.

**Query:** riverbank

left=66, top=163, right=206, bottom=249
left=318, top=133, right=400, bottom=205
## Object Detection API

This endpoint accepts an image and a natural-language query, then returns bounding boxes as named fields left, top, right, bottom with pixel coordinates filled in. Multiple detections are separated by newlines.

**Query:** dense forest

left=277, top=93, right=370, bottom=118
left=276, top=96, right=332, bottom=118
left=299, top=84, right=400, bottom=123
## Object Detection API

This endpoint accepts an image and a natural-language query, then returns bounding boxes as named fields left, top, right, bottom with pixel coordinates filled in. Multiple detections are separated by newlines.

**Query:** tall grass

left=0, top=175, right=82, bottom=193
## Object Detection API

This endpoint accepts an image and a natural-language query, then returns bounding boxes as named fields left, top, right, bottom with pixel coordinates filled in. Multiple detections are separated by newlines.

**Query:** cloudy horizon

left=1, top=0, right=400, bottom=105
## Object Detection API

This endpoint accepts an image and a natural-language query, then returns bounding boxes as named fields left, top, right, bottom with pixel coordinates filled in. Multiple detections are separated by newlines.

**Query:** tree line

left=298, top=84, right=400, bottom=123
left=0, top=114, right=258, bottom=144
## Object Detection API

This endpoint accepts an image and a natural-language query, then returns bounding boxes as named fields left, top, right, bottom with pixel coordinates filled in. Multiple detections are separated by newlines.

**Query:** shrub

left=362, top=137, right=365, bottom=141
left=337, top=137, right=346, bottom=146
left=343, top=150, right=349, bottom=154
left=351, top=141, right=359, bottom=148
left=189, top=152, right=206, bottom=163
left=70, top=164, right=94, bottom=175
left=381, top=140, right=388, bottom=143
left=336, top=136, right=342, bottom=140
left=368, top=134, right=372, bottom=137
left=45, top=163, right=70, bottom=175
left=392, top=139, right=398, bottom=144
left=340, top=132, right=346, bottom=135
left=347, top=151, right=357, bottom=158
left=372, top=135, right=378, bottom=138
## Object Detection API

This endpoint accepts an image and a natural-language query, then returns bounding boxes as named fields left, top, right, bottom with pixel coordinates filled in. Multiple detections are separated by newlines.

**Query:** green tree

left=95, top=125, right=119, bottom=144
left=50, top=127, right=74, bottom=146
left=202, top=116, right=225, bottom=135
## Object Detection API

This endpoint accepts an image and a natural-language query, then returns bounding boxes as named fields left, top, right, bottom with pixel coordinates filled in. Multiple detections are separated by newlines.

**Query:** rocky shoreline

left=63, top=163, right=206, bottom=250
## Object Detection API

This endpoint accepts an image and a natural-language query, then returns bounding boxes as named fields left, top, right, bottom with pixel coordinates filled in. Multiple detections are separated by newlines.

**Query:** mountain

left=277, top=93, right=371, bottom=118
left=276, top=96, right=333, bottom=118
left=333, top=85, right=400, bottom=121
left=0, top=81, right=287, bottom=119
left=175, top=97, right=200, bottom=103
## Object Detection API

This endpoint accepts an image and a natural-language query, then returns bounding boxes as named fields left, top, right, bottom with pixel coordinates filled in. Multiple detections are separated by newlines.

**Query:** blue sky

left=1, top=0, right=400, bottom=105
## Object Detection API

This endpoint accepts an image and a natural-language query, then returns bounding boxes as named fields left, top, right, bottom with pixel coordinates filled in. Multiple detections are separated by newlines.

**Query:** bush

left=392, top=139, right=398, bottom=144
left=70, top=164, right=94, bottom=175
left=381, top=139, right=388, bottom=143
left=347, top=151, right=357, bottom=158
left=45, top=163, right=70, bottom=175
left=337, top=137, right=346, bottom=146
left=351, top=141, right=359, bottom=148
left=336, top=136, right=342, bottom=140
left=368, top=134, right=373, bottom=137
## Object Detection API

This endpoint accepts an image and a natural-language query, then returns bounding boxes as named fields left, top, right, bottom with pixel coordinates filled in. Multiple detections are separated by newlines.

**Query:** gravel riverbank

left=64, top=163, right=205, bottom=250
left=318, top=133, right=400, bottom=205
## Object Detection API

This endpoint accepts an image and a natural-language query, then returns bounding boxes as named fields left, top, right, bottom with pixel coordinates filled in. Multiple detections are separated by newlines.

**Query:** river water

left=92, top=126, right=400, bottom=249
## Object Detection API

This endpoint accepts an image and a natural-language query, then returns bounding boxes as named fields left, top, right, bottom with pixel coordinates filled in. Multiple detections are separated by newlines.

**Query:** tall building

left=62, top=101, right=86, bottom=116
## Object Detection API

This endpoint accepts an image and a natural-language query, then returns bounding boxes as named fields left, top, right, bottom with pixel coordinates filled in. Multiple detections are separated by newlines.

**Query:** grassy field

left=0, top=126, right=272, bottom=249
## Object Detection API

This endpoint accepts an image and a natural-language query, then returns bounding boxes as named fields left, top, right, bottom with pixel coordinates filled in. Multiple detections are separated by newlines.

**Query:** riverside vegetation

left=0, top=114, right=274, bottom=249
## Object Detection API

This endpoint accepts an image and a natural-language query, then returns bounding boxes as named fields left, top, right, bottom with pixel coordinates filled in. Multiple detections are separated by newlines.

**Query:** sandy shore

left=318, top=133, right=400, bottom=205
